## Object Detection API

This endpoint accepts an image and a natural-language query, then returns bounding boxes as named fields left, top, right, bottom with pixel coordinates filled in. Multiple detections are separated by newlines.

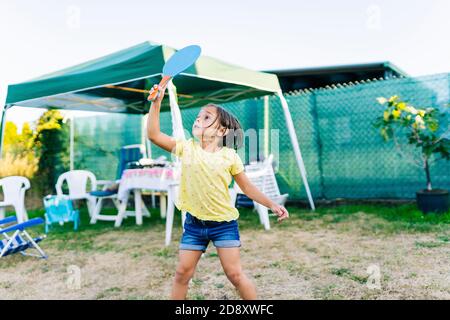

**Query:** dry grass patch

left=0, top=205, right=449, bottom=299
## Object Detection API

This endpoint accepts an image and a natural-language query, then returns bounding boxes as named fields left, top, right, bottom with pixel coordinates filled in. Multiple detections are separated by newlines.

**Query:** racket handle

left=147, top=85, right=160, bottom=102
left=147, top=76, right=171, bottom=102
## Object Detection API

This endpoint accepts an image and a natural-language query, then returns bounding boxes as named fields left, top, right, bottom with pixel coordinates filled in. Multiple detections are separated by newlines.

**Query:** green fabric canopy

left=5, top=41, right=281, bottom=113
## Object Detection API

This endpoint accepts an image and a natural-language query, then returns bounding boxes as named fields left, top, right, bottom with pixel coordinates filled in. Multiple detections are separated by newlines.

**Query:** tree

left=34, top=110, right=69, bottom=194
left=0, top=122, right=39, bottom=179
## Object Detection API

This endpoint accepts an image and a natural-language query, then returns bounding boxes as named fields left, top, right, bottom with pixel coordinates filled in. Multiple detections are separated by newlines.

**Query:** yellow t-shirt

left=173, top=138, right=244, bottom=222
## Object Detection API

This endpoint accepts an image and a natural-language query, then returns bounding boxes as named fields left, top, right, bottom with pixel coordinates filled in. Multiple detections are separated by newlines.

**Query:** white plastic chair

left=89, top=189, right=124, bottom=225
left=246, top=155, right=289, bottom=207
left=88, top=177, right=123, bottom=225
left=0, top=176, right=30, bottom=223
left=230, top=155, right=288, bottom=230
left=55, top=170, right=97, bottom=217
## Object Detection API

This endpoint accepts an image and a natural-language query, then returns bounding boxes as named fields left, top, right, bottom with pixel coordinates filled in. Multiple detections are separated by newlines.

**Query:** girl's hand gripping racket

left=147, top=45, right=201, bottom=102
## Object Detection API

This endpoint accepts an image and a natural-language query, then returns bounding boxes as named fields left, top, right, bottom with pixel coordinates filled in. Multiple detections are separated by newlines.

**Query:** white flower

left=415, top=115, right=425, bottom=129
left=405, top=106, right=418, bottom=115
left=377, top=97, right=388, bottom=105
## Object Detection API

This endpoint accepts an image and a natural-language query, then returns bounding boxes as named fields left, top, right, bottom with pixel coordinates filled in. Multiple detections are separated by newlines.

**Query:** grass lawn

left=0, top=202, right=449, bottom=300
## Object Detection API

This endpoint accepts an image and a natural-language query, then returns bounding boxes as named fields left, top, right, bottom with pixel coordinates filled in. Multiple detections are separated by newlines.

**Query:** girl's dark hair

left=204, top=103, right=244, bottom=150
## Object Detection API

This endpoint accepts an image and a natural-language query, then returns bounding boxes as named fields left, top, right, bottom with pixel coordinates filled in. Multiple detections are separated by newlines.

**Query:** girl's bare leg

left=217, top=247, right=257, bottom=300
left=171, top=249, right=203, bottom=300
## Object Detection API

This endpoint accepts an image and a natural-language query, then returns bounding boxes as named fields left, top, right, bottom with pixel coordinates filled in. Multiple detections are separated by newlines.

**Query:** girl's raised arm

left=146, top=83, right=177, bottom=153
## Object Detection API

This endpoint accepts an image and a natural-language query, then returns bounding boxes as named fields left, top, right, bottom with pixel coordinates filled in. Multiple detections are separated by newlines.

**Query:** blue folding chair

left=43, top=195, right=80, bottom=233
left=0, top=216, right=47, bottom=259
left=117, top=145, right=145, bottom=178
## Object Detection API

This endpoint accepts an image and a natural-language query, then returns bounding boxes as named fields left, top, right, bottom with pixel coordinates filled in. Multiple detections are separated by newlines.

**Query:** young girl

left=146, top=83, right=289, bottom=300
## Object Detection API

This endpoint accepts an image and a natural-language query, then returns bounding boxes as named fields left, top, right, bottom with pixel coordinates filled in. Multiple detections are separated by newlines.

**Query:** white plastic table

left=116, top=167, right=180, bottom=246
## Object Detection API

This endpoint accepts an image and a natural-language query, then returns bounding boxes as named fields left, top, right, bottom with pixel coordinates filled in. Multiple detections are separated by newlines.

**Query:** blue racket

left=148, top=45, right=201, bottom=101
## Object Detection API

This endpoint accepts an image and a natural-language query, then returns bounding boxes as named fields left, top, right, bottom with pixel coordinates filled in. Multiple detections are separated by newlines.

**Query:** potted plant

left=374, top=95, right=450, bottom=214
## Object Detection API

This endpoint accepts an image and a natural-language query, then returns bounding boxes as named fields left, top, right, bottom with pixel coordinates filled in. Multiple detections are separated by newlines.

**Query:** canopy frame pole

left=141, top=114, right=152, bottom=159
left=276, top=90, right=315, bottom=210
left=168, top=80, right=185, bottom=168
left=168, top=80, right=185, bottom=140
left=263, top=95, right=270, bottom=158
left=69, top=113, right=74, bottom=170
left=0, top=104, right=11, bottom=160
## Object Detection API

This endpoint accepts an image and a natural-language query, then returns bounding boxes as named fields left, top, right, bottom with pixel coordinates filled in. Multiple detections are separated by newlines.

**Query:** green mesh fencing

left=74, top=113, right=142, bottom=180
left=74, top=73, right=450, bottom=200
left=309, top=73, right=450, bottom=199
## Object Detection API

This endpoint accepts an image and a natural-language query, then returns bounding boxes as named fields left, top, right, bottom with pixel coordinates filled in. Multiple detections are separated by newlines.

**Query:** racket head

left=162, top=45, right=201, bottom=77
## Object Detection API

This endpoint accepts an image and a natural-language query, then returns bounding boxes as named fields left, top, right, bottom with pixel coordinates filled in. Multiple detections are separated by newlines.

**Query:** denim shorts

left=179, top=212, right=241, bottom=252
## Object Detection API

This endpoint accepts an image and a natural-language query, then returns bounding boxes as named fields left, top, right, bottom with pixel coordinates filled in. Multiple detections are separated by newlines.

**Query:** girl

left=146, top=83, right=289, bottom=300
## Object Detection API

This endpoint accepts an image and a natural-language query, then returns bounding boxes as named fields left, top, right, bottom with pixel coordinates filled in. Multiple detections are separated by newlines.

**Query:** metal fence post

left=0, top=105, right=9, bottom=159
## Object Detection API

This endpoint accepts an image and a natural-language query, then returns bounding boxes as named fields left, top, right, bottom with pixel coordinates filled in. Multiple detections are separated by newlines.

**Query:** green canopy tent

left=0, top=41, right=315, bottom=209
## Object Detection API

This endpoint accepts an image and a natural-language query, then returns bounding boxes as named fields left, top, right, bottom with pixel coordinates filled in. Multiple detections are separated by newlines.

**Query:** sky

left=1, top=0, right=449, bottom=130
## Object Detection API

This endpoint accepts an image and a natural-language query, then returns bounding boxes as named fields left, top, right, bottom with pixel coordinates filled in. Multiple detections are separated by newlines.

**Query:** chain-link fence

left=74, top=72, right=450, bottom=200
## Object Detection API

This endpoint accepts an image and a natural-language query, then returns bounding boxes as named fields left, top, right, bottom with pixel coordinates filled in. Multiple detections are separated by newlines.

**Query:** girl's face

left=192, top=106, right=226, bottom=140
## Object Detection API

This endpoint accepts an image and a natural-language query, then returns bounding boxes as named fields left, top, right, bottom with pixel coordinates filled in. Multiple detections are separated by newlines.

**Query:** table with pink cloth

left=116, top=167, right=180, bottom=246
